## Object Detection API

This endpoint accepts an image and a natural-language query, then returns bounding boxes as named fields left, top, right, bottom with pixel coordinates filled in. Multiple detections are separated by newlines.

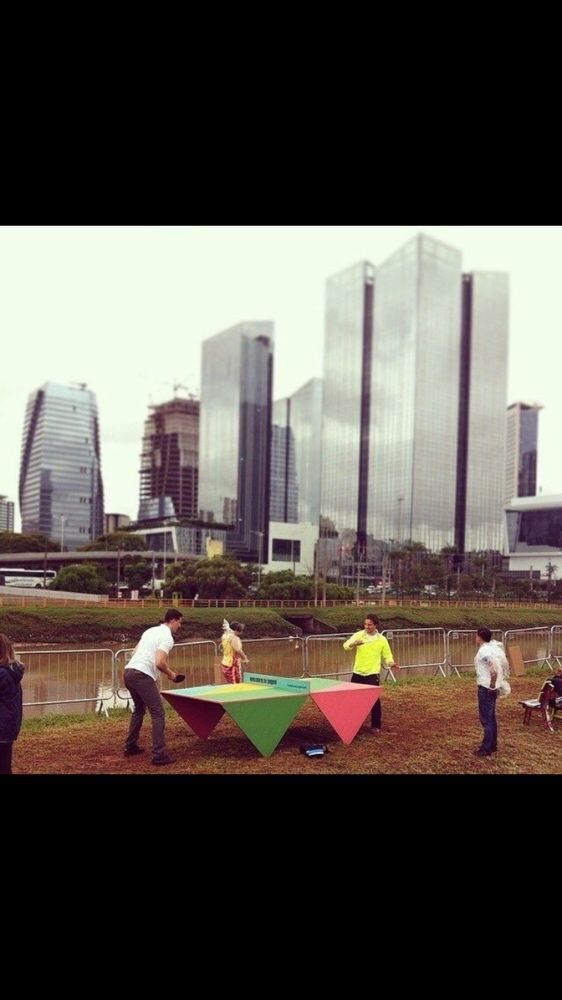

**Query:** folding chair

left=519, top=682, right=559, bottom=733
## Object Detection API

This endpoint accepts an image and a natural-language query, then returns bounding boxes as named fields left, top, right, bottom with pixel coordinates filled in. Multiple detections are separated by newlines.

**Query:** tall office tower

left=368, top=235, right=463, bottom=552
left=0, top=495, right=14, bottom=532
left=199, top=322, right=273, bottom=561
left=270, top=398, right=298, bottom=523
left=289, top=378, right=323, bottom=525
left=455, top=273, right=509, bottom=552
left=19, top=382, right=104, bottom=548
left=138, top=397, right=199, bottom=522
left=321, top=235, right=509, bottom=557
left=320, top=261, right=375, bottom=556
left=505, top=401, right=542, bottom=503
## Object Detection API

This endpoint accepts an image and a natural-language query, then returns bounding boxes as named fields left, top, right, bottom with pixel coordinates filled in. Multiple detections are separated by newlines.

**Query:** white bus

left=0, top=567, right=57, bottom=588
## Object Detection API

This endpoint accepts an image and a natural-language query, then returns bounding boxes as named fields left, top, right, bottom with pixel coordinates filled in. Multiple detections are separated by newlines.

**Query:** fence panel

left=504, top=627, right=552, bottom=671
left=304, top=634, right=354, bottom=680
left=382, top=628, right=447, bottom=680
left=22, top=648, right=115, bottom=717
left=239, top=637, right=305, bottom=678
left=447, top=629, right=504, bottom=678
left=551, top=626, right=562, bottom=666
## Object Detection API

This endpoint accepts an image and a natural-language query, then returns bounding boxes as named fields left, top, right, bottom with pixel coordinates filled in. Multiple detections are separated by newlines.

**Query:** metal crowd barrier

left=504, top=628, right=552, bottom=671
left=382, top=628, right=447, bottom=680
left=19, top=624, right=562, bottom=719
left=550, top=626, right=562, bottom=667
left=446, top=629, right=504, bottom=678
left=304, top=634, right=354, bottom=681
left=22, top=647, right=115, bottom=717
left=241, top=636, right=306, bottom=678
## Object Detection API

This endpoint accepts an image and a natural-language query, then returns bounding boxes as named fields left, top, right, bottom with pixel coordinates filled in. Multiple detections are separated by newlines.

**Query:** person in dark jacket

left=0, top=632, right=25, bottom=775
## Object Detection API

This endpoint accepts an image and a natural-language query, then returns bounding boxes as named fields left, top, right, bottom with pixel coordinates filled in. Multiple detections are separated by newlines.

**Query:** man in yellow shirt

left=343, top=614, right=398, bottom=732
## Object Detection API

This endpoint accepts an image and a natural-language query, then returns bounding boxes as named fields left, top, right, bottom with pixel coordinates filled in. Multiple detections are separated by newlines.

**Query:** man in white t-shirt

left=123, top=609, right=183, bottom=765
left=473, top=626, right=504, bottom=757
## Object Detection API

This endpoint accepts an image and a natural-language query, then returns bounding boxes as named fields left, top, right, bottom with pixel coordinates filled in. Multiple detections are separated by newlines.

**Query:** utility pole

left=381, top=552, right=389, bottom=605
left=313, top=540, right=319, bottom=606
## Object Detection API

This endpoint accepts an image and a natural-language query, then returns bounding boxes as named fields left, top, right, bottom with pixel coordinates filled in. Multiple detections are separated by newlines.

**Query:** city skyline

left=0, top=226, right=560, bottom=529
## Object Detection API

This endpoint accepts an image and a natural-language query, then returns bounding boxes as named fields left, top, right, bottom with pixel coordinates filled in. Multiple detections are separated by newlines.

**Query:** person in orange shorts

left=220, top=619, right=249, bottom=684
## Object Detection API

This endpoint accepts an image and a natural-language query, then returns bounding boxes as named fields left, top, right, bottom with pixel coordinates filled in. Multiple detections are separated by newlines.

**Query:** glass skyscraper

left=320, top=235, right=509, bottom=557
left=198, top=322, right=273, bottom=561
left=0, top=495, right=14, bottom=532
left=505, top=401, right=542, bottom=503
left=138, top=397, right=199, bottom=522
left=368, top=235, right=462, bottom=552
left=289, top=378, right=323, bottom=525
left=270, top=398, right=298, bottom=523
left=457, top=272, right=509, bottom=552
left=320, top=261, right=375, bottom=553
left=19, top=382, right=104, bottom=548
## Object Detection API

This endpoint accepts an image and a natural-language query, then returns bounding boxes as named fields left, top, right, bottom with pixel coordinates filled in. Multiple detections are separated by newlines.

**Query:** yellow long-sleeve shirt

left=343, top=630, right=394, bottom=676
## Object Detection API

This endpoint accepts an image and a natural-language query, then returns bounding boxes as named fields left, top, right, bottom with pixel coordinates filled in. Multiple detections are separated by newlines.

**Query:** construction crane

left=170, top=382, right=198, bottom=399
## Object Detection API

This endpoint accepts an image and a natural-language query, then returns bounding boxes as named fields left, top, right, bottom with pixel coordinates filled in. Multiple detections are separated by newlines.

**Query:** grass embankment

left=312, top=606, right=562, bottom=633
left=2, top=603, right=562, bottom=645
left=0, top=606, right=296, bottom=645
left=15, top=668, right=562, bottom=775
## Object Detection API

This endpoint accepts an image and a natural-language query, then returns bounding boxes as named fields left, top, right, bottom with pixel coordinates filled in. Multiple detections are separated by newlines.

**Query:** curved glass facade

left=19, top=382, right=104, bottom=548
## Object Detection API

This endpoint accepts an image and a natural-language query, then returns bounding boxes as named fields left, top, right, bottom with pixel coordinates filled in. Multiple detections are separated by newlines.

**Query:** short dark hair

left=477, top=627, right=492, bottom=643
left=164, top=609, right=183, bottom=623
left=230, top=621, right=244, bottom=632
left=365, top=614, right=379, bottom=627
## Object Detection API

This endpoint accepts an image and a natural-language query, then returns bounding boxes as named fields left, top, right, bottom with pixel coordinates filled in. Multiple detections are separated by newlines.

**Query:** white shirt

left=474, top=641, right=505, bottom=690
left=124, top=624, right=175, bottom=682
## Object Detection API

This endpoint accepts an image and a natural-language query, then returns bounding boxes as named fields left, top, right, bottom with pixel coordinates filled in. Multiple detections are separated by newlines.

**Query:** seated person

left=545, top=667, right=562, bottom=708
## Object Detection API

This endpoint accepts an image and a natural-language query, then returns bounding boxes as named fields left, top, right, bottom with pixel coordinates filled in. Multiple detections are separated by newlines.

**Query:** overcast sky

left=1, top=225, right=560, bottom=530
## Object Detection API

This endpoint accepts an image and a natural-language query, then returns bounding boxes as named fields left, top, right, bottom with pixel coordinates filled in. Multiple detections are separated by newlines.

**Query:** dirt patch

left=13, top=675, right=562, bottom=775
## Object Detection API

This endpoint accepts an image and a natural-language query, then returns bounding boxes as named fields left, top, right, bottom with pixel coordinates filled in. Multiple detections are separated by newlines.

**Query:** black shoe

left=124, top=746, right=144, bottom=757
left=152, top=755, right=174, bottom=765
left=472, top=749, right=492, bottom=757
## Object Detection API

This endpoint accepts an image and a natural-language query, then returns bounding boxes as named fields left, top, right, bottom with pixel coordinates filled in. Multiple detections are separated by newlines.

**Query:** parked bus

left=0, top=567, right=57, bottom=588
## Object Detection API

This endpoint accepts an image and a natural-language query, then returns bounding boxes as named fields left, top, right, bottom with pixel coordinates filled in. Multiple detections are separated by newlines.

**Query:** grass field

left=14, top=669, right=562, bottom=775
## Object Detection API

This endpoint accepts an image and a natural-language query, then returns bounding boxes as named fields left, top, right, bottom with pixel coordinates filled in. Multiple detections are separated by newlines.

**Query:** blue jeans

left=477, top=686, right=498, bottom=753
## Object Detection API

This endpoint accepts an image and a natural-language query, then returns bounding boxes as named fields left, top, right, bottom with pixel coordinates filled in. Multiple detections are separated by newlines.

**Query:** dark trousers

left=351, top=673, right=382, bottom=729
left=124, top=669, right=167, bottom=761
left=0, top=742, right=14, bottom=775
left=477, top=685, right=498, bottom=752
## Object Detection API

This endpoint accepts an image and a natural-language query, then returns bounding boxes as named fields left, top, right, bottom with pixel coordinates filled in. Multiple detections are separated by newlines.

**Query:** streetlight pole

left=60, top=515, right=65, bottom=552
left=251, top=530, right=264, bottom=590
left=256, top=531, right=263, bottom=590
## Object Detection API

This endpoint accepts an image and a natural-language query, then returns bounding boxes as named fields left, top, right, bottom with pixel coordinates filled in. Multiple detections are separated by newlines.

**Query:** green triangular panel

left=225, top=695, right=307, bottom=756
